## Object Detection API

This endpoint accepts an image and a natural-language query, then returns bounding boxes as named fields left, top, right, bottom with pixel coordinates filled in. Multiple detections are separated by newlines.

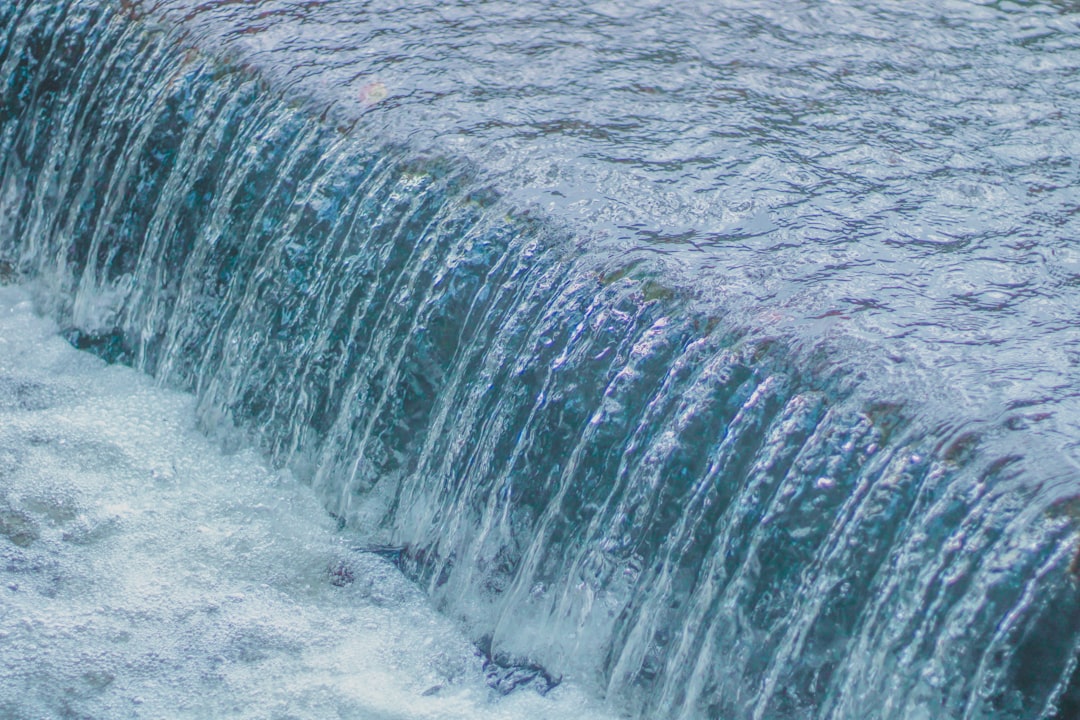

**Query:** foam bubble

left=0, top=284, right=619, bottom=720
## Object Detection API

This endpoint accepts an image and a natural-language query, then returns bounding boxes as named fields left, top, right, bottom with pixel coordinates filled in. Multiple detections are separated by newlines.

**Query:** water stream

left=3, top=1, right=1080, bottom=718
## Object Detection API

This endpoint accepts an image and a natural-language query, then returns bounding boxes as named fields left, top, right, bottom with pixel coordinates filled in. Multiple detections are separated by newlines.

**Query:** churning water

left=2, top=0, right=1080, bottom=718
left=0, top=283, right=614, bottom=720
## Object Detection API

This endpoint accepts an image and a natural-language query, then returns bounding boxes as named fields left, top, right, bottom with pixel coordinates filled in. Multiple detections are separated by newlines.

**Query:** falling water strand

left=2, top=1, right=1080, bottom=718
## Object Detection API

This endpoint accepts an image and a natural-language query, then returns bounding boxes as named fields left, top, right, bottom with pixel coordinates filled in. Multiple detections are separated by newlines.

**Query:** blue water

left=156, top=0, right=1080, bottom=431
left=0, top=284, right=616, bottom=720
left=149, top=0, right=1080, bottom=472
left=3, top=0, right=1080, bottom=717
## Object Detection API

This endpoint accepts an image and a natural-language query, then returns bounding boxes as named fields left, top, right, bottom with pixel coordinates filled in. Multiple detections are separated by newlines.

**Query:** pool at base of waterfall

left=0, top=283, right=615, bottom=720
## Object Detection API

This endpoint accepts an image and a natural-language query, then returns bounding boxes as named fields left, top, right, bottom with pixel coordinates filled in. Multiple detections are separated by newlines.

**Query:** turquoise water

left=2, top=0, right=1080, bottom=718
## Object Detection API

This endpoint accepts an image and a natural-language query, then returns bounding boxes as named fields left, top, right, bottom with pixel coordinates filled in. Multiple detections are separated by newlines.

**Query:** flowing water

left=2, top=0, right=1080, bottom=718
left=0, top=283, right=614, bottom=720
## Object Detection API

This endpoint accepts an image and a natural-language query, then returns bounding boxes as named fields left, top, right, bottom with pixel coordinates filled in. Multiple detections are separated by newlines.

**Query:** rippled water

left=4, top=0, right=1080, bottom=718
left=151, top=0, right=1080, bottom=462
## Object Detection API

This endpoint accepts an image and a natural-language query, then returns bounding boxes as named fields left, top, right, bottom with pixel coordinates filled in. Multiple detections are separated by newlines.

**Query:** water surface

left=145, top=0, right=1080, bottom=465
left=4, top=0, right=1080, bottom=717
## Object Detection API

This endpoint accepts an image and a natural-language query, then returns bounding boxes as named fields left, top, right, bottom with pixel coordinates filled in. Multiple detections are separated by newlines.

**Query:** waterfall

left=3, top=1, right=1079, bottom=717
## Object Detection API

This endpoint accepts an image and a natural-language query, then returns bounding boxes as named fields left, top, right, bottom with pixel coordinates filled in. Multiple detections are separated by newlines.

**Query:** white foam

left=0, top=283, right=620, bottom=720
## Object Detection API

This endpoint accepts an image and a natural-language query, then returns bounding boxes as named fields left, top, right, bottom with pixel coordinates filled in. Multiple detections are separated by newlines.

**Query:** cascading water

left=2, top=0, right=1080, bottom=718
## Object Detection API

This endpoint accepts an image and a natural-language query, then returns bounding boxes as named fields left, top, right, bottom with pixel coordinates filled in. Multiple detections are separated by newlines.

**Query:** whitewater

left=0, top=282, right=613, bottom=720
left=4, top=0, right=1080, bottom=717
